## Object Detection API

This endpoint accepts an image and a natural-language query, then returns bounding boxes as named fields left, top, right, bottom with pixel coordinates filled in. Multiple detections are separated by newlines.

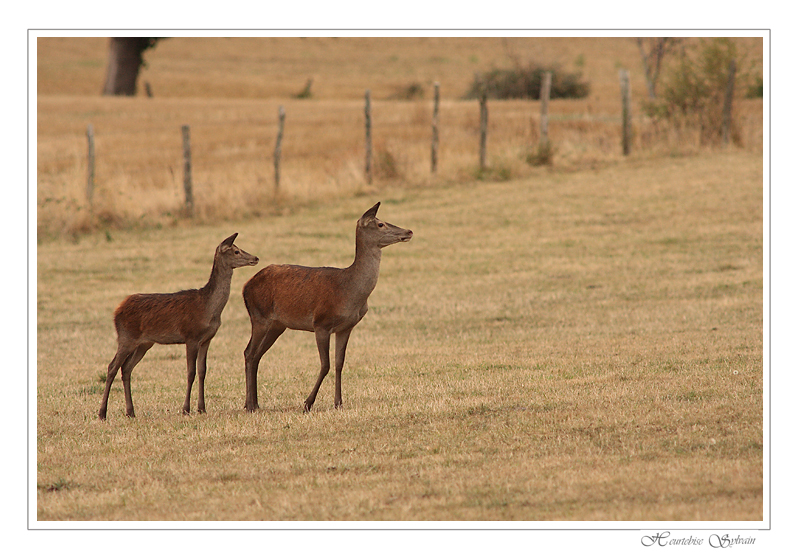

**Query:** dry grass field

left=36, top=151, right=762, bottom=521
left=35, top=36, right=763, bottom=523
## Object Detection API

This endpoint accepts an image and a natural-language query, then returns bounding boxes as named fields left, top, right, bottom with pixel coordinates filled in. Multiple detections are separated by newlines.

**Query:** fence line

left=86, top=124, right=95, bottom=206
left=722, top=60, right=736, bottom=145
left=539, top=72, right=552, bottom=149
left=181, top=125, right=194, bottom=217
left=274, top=105, right=286, bottom=194
left=479, top=88, right=488, bottom=170
left=619, top=69, right=632, bottom=156
left=431, top=82, right=440, bottom=174
left=364, top=90, right=373, bottom=184
left=80, top=70, right=754, bottom=214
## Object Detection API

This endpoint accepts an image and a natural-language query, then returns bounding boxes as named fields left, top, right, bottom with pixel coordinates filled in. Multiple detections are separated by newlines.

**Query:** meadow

left=36, top=151, right=762, bottom=521
left=36, top=37, right=763, bottom=522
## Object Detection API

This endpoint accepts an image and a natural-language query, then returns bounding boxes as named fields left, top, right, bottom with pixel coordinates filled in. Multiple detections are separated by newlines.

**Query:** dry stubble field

left=36, top=150, right=763, bottom=521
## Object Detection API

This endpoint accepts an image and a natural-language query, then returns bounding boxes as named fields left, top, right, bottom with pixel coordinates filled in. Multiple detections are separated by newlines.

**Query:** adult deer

left=242, top=202, right=412, bottom=412
left=98, top=233, right=259, bottom=419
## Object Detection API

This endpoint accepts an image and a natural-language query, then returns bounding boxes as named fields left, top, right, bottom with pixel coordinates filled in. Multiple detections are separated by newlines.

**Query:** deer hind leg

left=334, top=328, right=353, bottom=409
left=304, top=328, right=331, bottom=412
left=195, top=340, right=211, bottom=414
left=121, top=342, right=153, bottom=418
left=243, top=320, right=285, bottom=412
left=99, top=344, right=133, bottom=420
left=243, top=320, right=267, bottom=412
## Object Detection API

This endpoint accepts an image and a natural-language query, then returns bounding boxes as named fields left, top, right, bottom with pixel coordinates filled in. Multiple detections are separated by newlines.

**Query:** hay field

left=36, top=37, right=763, bottom=239
left=36, top=150, right=762, bottom=521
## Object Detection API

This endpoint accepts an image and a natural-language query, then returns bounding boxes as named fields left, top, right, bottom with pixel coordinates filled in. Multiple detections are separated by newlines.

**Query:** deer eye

left=378, top=223, right=385, bottom=228
left=234, top=250, right=240, bottom=255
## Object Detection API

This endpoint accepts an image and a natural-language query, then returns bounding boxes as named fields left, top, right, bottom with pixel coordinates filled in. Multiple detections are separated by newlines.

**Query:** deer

left=98, top=233, right=259, bottom=420
left=242, top=202, right=412, bottom=412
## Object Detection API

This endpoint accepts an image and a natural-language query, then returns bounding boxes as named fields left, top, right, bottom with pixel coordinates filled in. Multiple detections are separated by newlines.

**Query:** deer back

left=114, top=290, right=215, bottom=344
left=244, top=264, right=365, bottom=332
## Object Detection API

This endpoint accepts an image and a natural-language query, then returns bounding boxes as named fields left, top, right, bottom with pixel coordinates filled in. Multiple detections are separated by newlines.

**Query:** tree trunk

left=102, top=38, right=151, bottom=96
left=635, top=38, right=657, bottom=99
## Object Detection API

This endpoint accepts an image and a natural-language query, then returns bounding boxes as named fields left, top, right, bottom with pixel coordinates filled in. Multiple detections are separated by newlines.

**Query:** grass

left=36, top=149, right=763, bottom=521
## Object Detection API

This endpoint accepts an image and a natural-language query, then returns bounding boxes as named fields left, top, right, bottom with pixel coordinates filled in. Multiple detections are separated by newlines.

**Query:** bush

left=373, top=144, right=402, bottom=180
left=295, top=78, right=314, bottom=99
left=746, top=76, right=763, bottom=99
left=471, top=164, right=513, bottom=182
left=465, top=63, right=590, bottom=100
left=643, top=38, right=752, bottom=145
left=526, top=141, right=555, bottom=166
left=389, top=82, right=425, bottom=100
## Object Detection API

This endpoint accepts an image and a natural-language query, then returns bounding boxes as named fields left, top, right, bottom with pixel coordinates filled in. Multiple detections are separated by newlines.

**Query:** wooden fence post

left=722, top=59, right=736, bottom=145
left=540, top=72, right=552, bottom=148
left=431, top=82, right=440, bottom=174
left=619, top=69, right=632, bottom=156
left=181, top=125, right=194, bottom=217
left=86, top=124, right=95, bottom=206
left=365, top=89, right=372, bottom=184
left=479, top=87, right=488, bottom=170
left=274, top=105, right=286, bottom=194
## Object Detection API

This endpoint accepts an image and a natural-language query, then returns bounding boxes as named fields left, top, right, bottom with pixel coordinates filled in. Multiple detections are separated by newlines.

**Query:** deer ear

left=359, top=202, right=380, bottom=224
left=221, top=233, right=238, bottom=248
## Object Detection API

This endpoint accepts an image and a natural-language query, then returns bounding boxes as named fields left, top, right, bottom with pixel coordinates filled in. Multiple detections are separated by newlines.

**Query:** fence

left=80, top=66, right=741, bottom=214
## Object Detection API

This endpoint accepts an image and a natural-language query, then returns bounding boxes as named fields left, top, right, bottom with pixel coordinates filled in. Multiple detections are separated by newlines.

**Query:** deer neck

left=202, top=257, right=233, bottom=319
left=348, top=233, right=382, bottom=299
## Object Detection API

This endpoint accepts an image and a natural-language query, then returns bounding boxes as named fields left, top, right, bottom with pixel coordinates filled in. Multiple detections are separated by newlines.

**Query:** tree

left=635, top=37, right=683, bottom=99
left=645, top=38, right=746, bottom=146
left=660, top=38, right=741, bottom=144
left=102, top=37, right=162, bottom=96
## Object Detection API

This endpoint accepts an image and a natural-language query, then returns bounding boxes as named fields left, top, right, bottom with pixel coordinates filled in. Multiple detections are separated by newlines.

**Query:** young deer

left=98, top=233, right=259, bottom=420
left=242, top=202, right=412, bottom=412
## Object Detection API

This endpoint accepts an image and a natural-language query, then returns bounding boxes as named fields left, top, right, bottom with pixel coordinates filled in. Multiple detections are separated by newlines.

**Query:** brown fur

left=244, top=265, right=367, bottom=333
left=242, top=202, right=412, bottom=412
left=114, top=291, right=209, bottom=344
left=98, top=233, right=258, bottom=420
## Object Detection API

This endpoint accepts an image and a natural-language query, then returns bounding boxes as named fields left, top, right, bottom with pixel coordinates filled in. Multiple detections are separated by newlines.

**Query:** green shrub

left=526, top=141, right=555, bottom=166
left=746, top=76, right=763, bottom=98
left=472, top=164, right=512, bottom=182
left=295, top=78, right=314, bottom=99
left=643, top=38, right=755, bottom=145
left=464, top=63, right=590, bottom=100
left=390, top=82, right=425, bottom=100
left=374, top=145, right=402, bottom=180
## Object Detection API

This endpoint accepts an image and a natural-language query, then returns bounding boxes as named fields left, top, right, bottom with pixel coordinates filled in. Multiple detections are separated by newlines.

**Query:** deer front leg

left=183, top=342, right=199, bottom=415
left=304, top=328, right=331, bottom=412
left=334, top=328, right=353, bottom=409
left=196, top=340, right=211, bottom=414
